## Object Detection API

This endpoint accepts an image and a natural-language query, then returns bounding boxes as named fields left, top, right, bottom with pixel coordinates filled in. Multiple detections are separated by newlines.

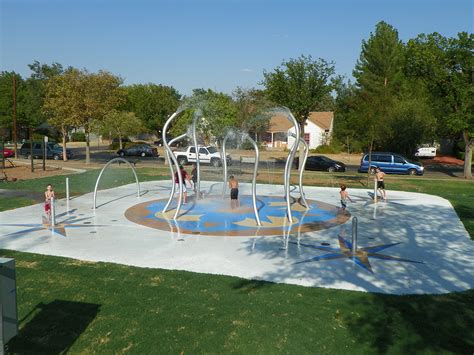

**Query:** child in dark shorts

left=228, top=175, right=239, bottom=209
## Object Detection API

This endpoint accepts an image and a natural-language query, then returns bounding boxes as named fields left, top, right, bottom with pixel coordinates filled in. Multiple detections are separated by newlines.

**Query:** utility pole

left=12, top=75, right=18, bottom=159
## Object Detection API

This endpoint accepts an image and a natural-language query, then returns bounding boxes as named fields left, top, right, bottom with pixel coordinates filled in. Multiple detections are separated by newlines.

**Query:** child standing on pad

left=339, top=184, right=353, bottom=210
left=229, top=175, right=239, bottom=209
left=44, top=184, right=55, bottom=221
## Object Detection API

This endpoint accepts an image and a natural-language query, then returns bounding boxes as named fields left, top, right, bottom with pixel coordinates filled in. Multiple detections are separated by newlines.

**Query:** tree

left=171, top=89, right=238, bottom=143
left=233, top=87, right=272, bottom=139
left=23, top=61, right=68, bottom=129
left=262, top=55, right=337, bottom=134
left=405, top=32, right=474, bottom=178
left=125, top=84, right=181, bottom=136
left=352, top=21, right=405, bottom=155
left=43, top=71, right=77, bottom=161
left=100, top=111, right=144, bottom=149
left=43, top=68, right=125, bottom=163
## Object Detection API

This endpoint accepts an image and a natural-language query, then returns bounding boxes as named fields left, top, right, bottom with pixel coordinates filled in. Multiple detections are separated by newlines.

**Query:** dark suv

left=19, top=142, right=73, bottom=160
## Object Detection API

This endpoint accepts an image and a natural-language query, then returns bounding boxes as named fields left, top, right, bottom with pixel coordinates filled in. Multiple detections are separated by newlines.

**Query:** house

left=264, top=112, right=334, bottom=149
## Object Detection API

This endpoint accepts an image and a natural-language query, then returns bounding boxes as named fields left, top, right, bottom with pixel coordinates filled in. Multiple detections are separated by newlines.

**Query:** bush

left=108, top=141, right=147, bottom=150
left=71, top=132, right=86, bottom=142
left=310, top=143, right=343, bottom=154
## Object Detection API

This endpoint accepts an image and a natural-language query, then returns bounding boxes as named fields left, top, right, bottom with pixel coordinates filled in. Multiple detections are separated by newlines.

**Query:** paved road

left=16, top=145, right=471, bottom=180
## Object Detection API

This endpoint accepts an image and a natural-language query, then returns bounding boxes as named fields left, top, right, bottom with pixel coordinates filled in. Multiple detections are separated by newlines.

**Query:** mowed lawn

left=0, top=168, right=473, bottom=353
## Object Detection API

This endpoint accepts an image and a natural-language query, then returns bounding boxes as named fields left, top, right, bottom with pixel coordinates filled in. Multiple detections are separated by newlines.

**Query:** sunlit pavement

left=1, top=181, right=473, bottom=295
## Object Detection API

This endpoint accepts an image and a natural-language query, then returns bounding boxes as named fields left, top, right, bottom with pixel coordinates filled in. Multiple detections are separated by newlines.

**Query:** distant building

left=264, top=111, right=334, bottom=149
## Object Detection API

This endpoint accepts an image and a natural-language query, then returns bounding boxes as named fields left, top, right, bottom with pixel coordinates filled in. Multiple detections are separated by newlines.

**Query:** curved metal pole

left=243, top=135, right=262, bottom=226
left=162, top=133, right=187, bottom=213
left=297, top=136, right=309, bottom=208
left=283, top=111, right=300, bottom=223
left=222, top=132, right=232, bottom=198
left=192, top=113, right=201, bottom=198
left=93, top=157, right=140, bottom=210
left=289, top=133, right=309, bottom=209
left=162, top=110, right=185, bottom=219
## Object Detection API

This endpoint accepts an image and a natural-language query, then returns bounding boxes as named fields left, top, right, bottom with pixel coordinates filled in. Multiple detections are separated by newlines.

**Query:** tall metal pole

left=12, top=75, right=18, bottom=159
left=66, top=177, right=70, bottom=213
left=162, top=110, right=185, bottom=219
left=29, top=128, right=34, bottom=172
left=284, top=111, right=300, bottom=223
left=297, top=137, right=309, bottom=208
left=243, top=134, right=261, bottom=226
left=222, top=132, right=232, bottom=198
left=162, top=133, right=187, bottom=213
left=51, top=197, right=56, bottom=227
left=192, top=113, right=201, bottom=198
left=351, top=217, right=358, bottom=254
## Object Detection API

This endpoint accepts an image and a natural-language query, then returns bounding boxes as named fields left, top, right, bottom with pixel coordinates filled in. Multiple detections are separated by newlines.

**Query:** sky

left=1, top=0, right=472, bottom=95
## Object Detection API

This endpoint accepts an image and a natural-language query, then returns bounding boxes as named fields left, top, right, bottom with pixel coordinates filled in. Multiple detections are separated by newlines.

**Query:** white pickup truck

left=173, top=146, right=232, bottom=167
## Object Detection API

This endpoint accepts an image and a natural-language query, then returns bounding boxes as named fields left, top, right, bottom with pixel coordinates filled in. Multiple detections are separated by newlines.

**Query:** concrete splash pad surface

left=0, top=181, right=473, bottom=295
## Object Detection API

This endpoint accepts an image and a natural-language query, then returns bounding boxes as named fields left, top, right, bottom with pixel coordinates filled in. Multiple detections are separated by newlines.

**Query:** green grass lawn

left=1, top=169, right=473, bottom=353
left=2, top=250, right=473, bottom=353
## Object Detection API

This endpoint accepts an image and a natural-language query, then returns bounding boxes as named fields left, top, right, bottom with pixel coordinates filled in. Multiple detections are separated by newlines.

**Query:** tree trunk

left=463, top=131, right=472, bottom=179
left=85, top=131, right=90, bottom=165
left=119, top=135, right=123, bottom=150
left=62, top=126, right=68, bottom=162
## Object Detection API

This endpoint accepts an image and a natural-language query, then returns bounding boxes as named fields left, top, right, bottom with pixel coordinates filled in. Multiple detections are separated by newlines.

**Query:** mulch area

left=1, top=164, right=70, bottom=181
left=423, top=156, right=465, bottom=166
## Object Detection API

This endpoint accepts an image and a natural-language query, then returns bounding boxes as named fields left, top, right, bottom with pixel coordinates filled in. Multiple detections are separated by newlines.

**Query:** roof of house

left=307, top=112, right=334, bottom=130
left=267, top=114, right=293, bottom=133
left=267, top=111, right=334, bottom=132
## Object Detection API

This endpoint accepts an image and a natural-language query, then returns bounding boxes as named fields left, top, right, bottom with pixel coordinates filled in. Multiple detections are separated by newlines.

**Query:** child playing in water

left=228, top=175, right=239, bottom=209
left=339, top=184, right=353, bottom=210
left=44, top=184, right=55, bottom=221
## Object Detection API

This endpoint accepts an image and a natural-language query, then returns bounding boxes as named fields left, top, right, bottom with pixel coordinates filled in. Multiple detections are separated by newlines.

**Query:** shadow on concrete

left=6, top=300, right=100, bottom=353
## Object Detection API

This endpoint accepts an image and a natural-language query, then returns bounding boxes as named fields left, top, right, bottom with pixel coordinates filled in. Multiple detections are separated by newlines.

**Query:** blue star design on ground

left=0, top=210, right=107, bottom=238
left=290, top=236, right=423, bottom=273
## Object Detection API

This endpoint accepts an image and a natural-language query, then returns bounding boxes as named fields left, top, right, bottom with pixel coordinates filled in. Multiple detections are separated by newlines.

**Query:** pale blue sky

left=1, top=0, right=472, bottom=95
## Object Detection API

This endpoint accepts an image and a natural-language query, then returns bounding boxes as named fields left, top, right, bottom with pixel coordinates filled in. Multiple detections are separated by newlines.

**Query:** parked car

left=173, top=146, right=231, bottom=167
left=358, top=152, right=424, bottom=175
left=1, top=148, right=14, bottom=158
left=19, top=142, right=73, bottom=160
left=414, top=147, right=437, bottom=158
left=301, top=155, right=346, bottom=172
left=117, top=143, right=158, bottom=157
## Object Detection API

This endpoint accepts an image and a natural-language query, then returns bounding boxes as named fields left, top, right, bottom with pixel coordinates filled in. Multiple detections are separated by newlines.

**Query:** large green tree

left=405, top=32, right=474, bottom=178
left=44, top=69, right=125, bottom=163
left=125, top=84, right=181, bottom=136
left=261, top=55, right=336, bottom=134
left=23, top=61, right=68, bottom=129
left=99, top=111, right=144, bottom=150
left=170, top=89, right=238, bottom=144
left=352, top=21, right=405, bottom=153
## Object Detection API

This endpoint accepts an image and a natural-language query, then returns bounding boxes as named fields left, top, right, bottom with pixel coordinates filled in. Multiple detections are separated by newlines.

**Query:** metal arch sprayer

left=93, top=157, right=140, bottom=210
left=192, top=112, right=202, bottom=198
left=243, top=134, right=262, bottom=226
left=221, top=131, right=232, bottom=198
left=162, top=133, right=188, bottom=214
left=289, top=133, right=309, bottom=209
left=162, top=110, right=185, bottom=219
left=283, top=110, right=301, bottom=223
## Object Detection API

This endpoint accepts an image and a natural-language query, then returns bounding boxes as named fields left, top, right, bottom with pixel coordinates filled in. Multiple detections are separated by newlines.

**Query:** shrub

left=310, top=143, right=343, bottom=154
left=71, top=132, right=86, bottom=142
left=108, top=141, right=147, bottom=150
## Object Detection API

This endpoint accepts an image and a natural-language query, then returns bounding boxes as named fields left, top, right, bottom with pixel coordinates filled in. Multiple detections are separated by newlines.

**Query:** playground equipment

left=93, top=157, right=140, bottom=210
left=351, top=217, right=358, bottom=254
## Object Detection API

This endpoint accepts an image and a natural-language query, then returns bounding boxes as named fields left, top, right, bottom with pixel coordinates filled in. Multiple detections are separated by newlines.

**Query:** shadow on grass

left=7, top=300, right=100, bottom=354
left=345, top=291, right=474, bottom=353
left=232, top=278, right=275, bottom=293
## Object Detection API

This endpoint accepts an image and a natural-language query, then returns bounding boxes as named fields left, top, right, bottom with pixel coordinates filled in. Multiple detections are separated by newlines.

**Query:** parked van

left=414, top=147, right=437, bottom=158
left=19, top=142, right=73, bottom=160
left=358, top=152, right=424, bottom=175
